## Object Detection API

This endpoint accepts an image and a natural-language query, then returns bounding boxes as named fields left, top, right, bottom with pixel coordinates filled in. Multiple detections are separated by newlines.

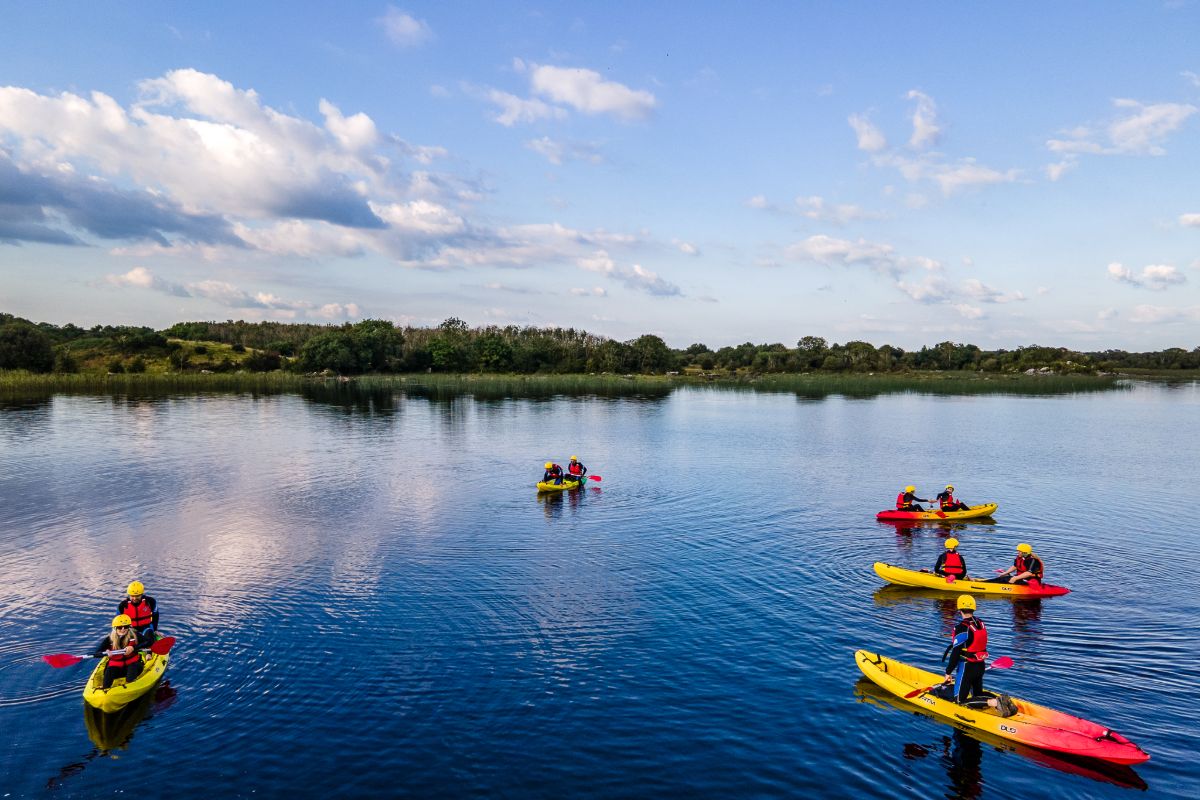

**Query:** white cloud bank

left=485, top=60, right=657, bottom=125
left=1107, top=262, right=1187, bottom=290
left=377, top=7, right=432, bottom=48
left=1048, top=99, right=1197, bottom=156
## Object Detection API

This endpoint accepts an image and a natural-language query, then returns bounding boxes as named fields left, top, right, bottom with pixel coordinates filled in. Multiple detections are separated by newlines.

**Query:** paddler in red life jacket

left=940, top=596, right=1016, bottom=715
left=896, top=485, right=931, bottom=512
left=988, top=543, right=1045, bottom=585
left=92, top=614, right=144, bottom=690
left=117, top=580, right=159, bottom=647
left=543, top=461, right=564, bottom=485
left=935, top=484, right=969, bottom=512
left=934, top=538, right=968, bottom=579
left=566, top=455, right=587, bottom=482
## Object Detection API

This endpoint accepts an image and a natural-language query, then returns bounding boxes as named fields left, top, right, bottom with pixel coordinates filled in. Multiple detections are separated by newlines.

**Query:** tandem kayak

left=873, top=562, right=1070, bottom=597
left=83, top=640, right=170, bottom=714
left=876, top=503, right=997, bottom=521
left=855, top=650, right=1149, bottom=764
left=536, top=478, right=583, bottom=492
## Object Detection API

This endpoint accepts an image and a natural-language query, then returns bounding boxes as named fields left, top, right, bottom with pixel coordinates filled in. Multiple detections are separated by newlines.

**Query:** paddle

left=903, top=656, right=1014, bottom=698
left=587, top=475, right=602, bottom=482
left=43, top=636, right=175, bottom=668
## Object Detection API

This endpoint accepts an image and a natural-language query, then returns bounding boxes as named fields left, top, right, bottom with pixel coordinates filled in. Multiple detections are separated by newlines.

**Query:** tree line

left=2, top=312, right=1199, bottom=375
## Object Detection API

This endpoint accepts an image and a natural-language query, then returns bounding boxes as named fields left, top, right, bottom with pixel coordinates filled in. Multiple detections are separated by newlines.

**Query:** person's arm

left=944, top=626, right=968, bottom=676
left=148, top=597, right=159, bottom=630
left=960, top=556, right=968, bottom=576
left=93, top=636, right=112, bottom=658
left=579, top=463, right=587, bottom=476
left=933, top=553, right=946, bottom=575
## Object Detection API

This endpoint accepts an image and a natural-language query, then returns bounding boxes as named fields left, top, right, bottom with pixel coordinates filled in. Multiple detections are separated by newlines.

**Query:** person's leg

left=102, top=665, right=118, bottom=689
left=954, top=662, right=970, bottom=703
left=964, top=661, right=985, bottom=700
left=125, top=660, right=144, bottom=683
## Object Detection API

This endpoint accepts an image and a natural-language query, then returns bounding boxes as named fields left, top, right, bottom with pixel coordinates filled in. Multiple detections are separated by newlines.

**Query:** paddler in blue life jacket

left=117, top=580, right=159, bottom=647
left=939, top=596, right=1016, bottom=715
left=565, top=455, right=587, bottom=482
left=988, top=543, right=1045, bottom=585
left=543, top=461, right=564, bottom=485
left=935, top=484, right=970, bottom=512
left=896, top=485, right=931, bottom=512
left=933, top=538, right=968, bottom=579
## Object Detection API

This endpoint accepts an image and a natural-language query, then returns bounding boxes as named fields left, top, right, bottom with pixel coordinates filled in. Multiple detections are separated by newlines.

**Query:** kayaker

left=895, top=485, right=931, bottom=512
left=117, top=580, right=159, bottom=647
left=543, top=461, right=564, bottom=485
left=933, top=538, right=968, bottom=579
left=989, top=543, right=1044, bottom=585
left=936, top=484, right=969, bottom=512
left=566, top=455, right=587, bottom=481
left=940, top=596, right=1016, bottom=715
left=93, top=614, right=144, bottom=690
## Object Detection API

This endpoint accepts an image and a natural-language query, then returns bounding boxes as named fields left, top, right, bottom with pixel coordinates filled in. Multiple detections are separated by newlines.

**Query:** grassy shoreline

left=0, top=368, right=1177, bottom=401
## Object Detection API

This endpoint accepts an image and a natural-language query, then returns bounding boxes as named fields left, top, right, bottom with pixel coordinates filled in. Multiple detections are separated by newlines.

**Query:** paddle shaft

left=904, top=657, right=1013, bottom=699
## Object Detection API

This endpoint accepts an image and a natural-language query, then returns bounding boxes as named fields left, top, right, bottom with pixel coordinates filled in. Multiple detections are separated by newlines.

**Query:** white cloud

left=487, top=89, right=566, bottom=126
left=897, top=275, right=952, bottom=302
left=1045, top=158, right=1078, bottom=181
left=1098, top=308, right=1118, bottom=320
left=1048, top=99, right=1197, bottom=156
left=378, top=7, right=432, bottom=48
left=675, top=240, right=699, bottom=256
left=104, top=266, right=362, bottom=319
left=569, top=286, right=607, bottom=297
left=1037, top=286, right=1050, bottom=296
left=575, top=250, right=681, bottom=297
left=906, top=90, right=941, bottom=149
left=746, top=194, right=771, bottom=209
left=1183, top=70, right=1200, bottom=88
left=1179, top=213, right=1200, bottom=228
left=528, top=64, right=657, bottom=121
left=785, top=234, right=940, bottom=277
left=962, top=278, right=1026, bottom=303
left=1129, top=304, right=1200, bottom=323
left=794, top=196, right=882, bottom=225
left=848, top=113, right=887, bottom=152
left=524, top=136, right=603, bottom=165
left=953, top=303, right=984, bottom=319
left=1108, top=262, right=1186, bottom=290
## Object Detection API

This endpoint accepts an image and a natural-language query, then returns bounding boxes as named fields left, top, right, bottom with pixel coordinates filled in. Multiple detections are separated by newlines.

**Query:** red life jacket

left=962, top=617, right=989, bottom=662
left=568, top=463, right=583, bottom=476
left=123, top=598, right=154, bottom=630
left=942, top=551, right=966, bottom=578
left=896, top=492, right=907, bottom=510
left=940, top=493, right=957, bottom=510
left=1016, top=554, right=1044, bottom=579
left=106, top=640, right=140, bottom=669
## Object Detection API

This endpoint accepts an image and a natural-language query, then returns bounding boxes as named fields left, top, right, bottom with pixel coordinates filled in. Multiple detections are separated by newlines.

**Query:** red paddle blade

left=587, top=475, right=602, bottom=482
left=150, top=636, right=176, bottom=655
left=990, top=656, right=1014, bottom=669
left=43, top=654, right=83, bottom=668
left=903, top=684, right=936, bottom=699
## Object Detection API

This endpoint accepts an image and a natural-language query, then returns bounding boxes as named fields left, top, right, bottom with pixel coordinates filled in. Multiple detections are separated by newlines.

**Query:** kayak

left=855, top=650, right=1150, bottom=764
left=536, top=478, right=583, bottom=492
left=854, top=680, right=1148, bottom=790
left=873, top=562, right=1070, bottom=597
left=876, top=503, right=997, bottom=521
left=83, top=639, right=170, bottom=714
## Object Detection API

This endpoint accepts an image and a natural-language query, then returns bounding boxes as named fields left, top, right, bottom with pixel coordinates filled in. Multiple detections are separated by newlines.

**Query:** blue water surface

left=0, top=382, right=1197, bottom=798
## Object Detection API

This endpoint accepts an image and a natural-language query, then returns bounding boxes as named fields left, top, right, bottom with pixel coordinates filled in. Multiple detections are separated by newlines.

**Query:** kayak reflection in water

left=936, top=484, right=970, bottom=512
left=542, top=461, right=564, bottom=485
left=933, top=538, right=968, bottom=579
left=896, top=484, right=931, bottom=512
left=93, top=615, right=142, bottom=690
left=988, top=543, right=1045, bottom=585
left=937, top=596, right=1017, bottom=716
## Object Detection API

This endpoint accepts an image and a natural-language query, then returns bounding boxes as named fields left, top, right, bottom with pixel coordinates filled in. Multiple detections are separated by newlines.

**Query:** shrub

left=127, top=356, right=147, bottom=373
left=107, top=358, right=125, bottom=374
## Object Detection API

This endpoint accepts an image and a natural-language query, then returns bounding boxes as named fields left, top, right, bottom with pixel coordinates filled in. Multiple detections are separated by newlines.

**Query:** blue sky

left=2, top=2, right=1199, bottom=349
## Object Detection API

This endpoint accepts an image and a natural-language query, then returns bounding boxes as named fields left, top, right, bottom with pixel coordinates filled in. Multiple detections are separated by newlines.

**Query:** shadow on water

left=46, top=682, right=177, bottom=792
left=855, top=680, right=1148, bottom=793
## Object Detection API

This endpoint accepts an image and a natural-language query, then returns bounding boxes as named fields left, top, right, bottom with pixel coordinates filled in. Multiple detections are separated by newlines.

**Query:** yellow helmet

left=544, top=462, right=553, bottom=469
left=945, top=538, right=959, bottom=549
left=1016, top=543, right=1033, bottom=554
left=127, top=580, right=145, bottom=596
left=905, top=485, right=916, bottom=493
left=956, top=595, right=976, bottom=611
left=112, top=614, right=133, bottom=628
left=570, top=455, right=579, bottom=461
left=945, top=484, right=955, bottom=491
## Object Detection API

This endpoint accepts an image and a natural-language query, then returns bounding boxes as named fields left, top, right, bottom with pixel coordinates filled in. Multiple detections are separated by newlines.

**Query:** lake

left=1, top=381, right=1197, bottom=798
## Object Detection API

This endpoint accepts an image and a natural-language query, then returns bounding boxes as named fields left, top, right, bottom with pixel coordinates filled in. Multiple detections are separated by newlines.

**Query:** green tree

left=0, top=322, right=54, bottom=372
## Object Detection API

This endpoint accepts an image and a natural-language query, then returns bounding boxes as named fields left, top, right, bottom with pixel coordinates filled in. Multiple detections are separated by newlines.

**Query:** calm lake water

left=1, top=382, right=1198, bottom=798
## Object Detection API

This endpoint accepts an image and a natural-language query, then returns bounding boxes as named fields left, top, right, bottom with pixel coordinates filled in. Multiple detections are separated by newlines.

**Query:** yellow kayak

left=536, top=478, right=583, bottom=492
left=855, top=650, right=1149, bottom=764
left=876, top=503, right=997, bottom=521
left=83, top=643, right=170, bottom=714
left=873, top=562, right=1070, bottom=597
